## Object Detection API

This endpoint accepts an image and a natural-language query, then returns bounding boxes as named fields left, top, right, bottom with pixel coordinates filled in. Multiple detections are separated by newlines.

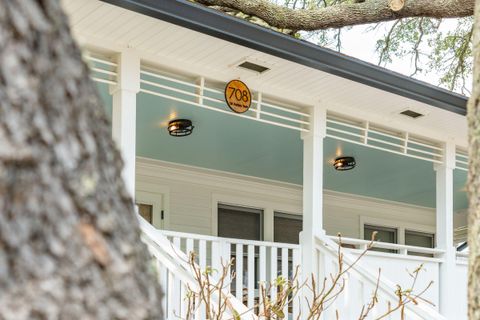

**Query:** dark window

left=218, top=204, right=262, bottom=241
left=137, top=203, right=153, bottom=224
left=405, top=230, right=435, bottom=257
left=364, top=224, right=397, bottom=253
left=274, top=212, right=302, bottom=244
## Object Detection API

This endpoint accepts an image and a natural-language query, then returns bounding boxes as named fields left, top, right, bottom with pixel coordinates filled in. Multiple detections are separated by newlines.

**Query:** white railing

left=83, top=51, right=118, bottom=85
left=456, top=148, right=468, bottom=171
left=159, top=229, right=302, bottom=319
left=329, top=236, right=445, bottom=259
left=139, top=218, right=257, bottom=319
left=315, top=234, right=447, bottom=320
left=326, top=113, right=444, bottom=164
left=139, top=67, right=310, bottom=132
left=140, top=219, right=457, bottom=319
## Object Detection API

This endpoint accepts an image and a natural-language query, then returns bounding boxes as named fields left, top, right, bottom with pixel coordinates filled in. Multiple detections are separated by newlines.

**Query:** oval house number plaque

left=224, top=80, right=252, bottom=114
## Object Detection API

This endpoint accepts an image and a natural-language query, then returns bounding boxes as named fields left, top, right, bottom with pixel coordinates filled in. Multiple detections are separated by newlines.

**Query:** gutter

left=101, top=0, right=468, bottom=116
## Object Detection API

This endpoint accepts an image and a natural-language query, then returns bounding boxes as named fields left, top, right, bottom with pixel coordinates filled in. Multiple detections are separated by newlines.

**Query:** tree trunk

left=0, top=1, right=162, bottom=319
left=468, top=0, right=480, bottom=319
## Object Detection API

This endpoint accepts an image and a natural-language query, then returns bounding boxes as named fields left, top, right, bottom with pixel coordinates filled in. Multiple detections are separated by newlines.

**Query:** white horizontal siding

left=136, top=157, right=466, bottom=239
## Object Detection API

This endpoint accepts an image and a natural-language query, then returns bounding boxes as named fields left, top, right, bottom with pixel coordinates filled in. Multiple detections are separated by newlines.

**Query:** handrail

left=160, top=229, right=300, bottom=249
left=139, top=217, right=258, bottom=319
left=316, top=234, right=447, bottom=320
left=329, top=235, right=445, bottom=255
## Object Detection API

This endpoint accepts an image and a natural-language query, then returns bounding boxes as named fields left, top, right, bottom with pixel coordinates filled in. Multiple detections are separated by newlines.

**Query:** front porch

left=88, top=46, right=468, bottom=318
left=62, top=0, right=470, bottom=318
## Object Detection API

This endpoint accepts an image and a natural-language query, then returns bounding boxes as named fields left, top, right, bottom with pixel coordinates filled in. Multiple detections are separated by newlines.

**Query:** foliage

left=274, top=0, right=474, bottom=94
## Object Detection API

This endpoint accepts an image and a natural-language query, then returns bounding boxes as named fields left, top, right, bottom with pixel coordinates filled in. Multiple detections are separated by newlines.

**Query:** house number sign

left=224, top=79, right=252, bottom=114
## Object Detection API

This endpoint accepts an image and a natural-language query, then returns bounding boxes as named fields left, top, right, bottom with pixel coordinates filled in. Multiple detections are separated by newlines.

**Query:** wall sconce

left=168, top=119, right=194, bottom=137
left=333, top=156, right=356, bottom=171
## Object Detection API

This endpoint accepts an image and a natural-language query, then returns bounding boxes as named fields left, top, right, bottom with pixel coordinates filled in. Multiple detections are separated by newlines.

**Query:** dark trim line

left=101, top=0, right=468, bottom=115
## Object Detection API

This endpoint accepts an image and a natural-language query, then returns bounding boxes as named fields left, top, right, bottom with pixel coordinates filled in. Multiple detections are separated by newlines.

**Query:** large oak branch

left=197, top=0, right=474, bottom=30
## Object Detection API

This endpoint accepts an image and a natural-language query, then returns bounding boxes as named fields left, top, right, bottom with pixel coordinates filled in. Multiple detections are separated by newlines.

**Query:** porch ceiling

left=97, top=83, right=468, bottom=211
left=62, top=0, right=468, bottom=147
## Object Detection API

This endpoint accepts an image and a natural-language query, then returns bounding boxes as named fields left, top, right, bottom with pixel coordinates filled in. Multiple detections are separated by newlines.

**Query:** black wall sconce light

left=168, top=119, right=194, bottom=137
left=333, top=156, right=356, bottom=171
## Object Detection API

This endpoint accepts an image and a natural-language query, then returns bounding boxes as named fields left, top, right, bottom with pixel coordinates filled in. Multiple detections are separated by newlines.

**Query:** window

left=274, top=212, right=302, bottom=244
left=218, top=204, right=263, bottom=297
left=217, top=204, right=263, bottom=240
left=405, top=230, right=434, bottom=248
left=405, top=230, right=434, bottom=257
left=137, top=203, right=153, bottom=224
left=364, top=224, right=397, bottom=253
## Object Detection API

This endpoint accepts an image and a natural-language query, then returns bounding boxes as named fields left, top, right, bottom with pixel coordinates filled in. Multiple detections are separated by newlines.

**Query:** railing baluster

left=223, top=241, right=231, bottom=294
left=292, top=248, right=301, bottom=319
left=173, top=237, right=181, bottom=253
left=186, top=238, right=194, bottom=258
left=259, top=245, right=266, bottom=310
left=281, top=247, right=289, bottom=318
left=199, top=240, right=207, bottom=269
left=247, top=244, right=255, bottom=309
left=235, top=244, right=244, bottom=301
left=211, top=241, right=220, bottom=272
left=198, top=240, right=207, bottom=319
left=168, top=270, right=177, bottom=319
left=270, top=247, right=277, bottom=300
left=180, top=283, right=186, bottom=319
left=157, top=259, right=168, bottom=316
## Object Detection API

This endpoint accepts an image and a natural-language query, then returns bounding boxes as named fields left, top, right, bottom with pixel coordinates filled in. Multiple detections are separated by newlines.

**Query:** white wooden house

left=63, top=0, right=469, bottom=319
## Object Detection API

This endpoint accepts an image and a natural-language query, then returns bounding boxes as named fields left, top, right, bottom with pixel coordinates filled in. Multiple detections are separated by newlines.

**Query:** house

left=62, top=0, right=469, bottom=318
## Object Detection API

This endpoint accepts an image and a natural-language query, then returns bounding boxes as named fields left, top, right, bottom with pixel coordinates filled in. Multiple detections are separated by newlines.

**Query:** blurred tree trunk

left=469, top=1, right=480, bottom=319
left=0, top=1, right=162, bottom=319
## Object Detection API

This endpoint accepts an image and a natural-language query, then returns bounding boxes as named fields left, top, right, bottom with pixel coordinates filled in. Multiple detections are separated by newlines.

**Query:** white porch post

left=300, top=106, right=327, bottom=282
left=435, top=140, right=456, bottom=318
left=111, top=49, right=140, bottom=196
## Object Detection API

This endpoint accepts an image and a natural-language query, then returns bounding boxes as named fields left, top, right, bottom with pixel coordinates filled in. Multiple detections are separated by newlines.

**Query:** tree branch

left=195, top=0, right=473, bottom=31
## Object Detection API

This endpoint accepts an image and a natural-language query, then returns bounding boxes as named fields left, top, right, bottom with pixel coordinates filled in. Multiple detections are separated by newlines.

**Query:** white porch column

left=435, top=140, right=456, bottom=319
left=111, top=49, right=140, bottom=196
left=300, top=106, right=327, bottom=281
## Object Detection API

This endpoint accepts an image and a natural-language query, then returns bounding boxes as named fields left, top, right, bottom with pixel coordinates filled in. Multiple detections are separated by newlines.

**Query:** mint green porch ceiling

left=96, top=84, right=468, bottom=210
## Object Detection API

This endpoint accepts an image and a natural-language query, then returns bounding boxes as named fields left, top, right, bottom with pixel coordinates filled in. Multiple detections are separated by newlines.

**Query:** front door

left=135, top=191, right=165, bottom=229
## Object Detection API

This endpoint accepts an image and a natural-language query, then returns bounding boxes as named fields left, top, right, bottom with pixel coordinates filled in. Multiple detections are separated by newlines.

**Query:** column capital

left=434, top=139, right=456, bottom=171
left=301, top=105, right=327, bottom=140
left=110, top=48, right=141, bottom=95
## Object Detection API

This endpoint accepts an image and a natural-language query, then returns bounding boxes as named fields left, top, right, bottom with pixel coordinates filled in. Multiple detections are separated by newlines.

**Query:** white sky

left=310, top=20, right=472, bottom=95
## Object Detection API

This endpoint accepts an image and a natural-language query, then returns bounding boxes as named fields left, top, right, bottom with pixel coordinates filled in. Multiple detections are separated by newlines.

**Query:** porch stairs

left=139, top=216, right=446, bottom=319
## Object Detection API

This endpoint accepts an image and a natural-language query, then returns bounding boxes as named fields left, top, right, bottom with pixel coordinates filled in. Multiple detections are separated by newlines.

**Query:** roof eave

left=100, top=0, right=468, bottom=116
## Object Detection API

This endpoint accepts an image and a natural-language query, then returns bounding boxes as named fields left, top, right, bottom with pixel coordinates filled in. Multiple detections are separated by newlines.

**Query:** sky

left=304, top=20, right=472, bottom=95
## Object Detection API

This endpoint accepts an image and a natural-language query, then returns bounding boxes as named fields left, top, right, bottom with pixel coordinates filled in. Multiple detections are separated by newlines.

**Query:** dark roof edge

left=101, top=0, right=468, bottom=116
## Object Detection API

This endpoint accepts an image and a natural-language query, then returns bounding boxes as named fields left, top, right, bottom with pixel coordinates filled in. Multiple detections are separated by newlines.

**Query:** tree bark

left=196, top=0, right=474, bottom=30
left=0, top=1, right=162, bottom=319
left=468, top=0, right=480, bottom=318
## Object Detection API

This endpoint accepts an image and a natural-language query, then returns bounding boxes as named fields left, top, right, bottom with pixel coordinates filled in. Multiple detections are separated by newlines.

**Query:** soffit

left=62, top=0, right=468, bottom=146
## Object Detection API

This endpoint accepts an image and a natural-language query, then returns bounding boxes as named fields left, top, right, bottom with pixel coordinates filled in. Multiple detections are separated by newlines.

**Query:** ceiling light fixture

left=333, top=156, right=356, bottom=171
left=168, top=119, right=194, bottom=137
